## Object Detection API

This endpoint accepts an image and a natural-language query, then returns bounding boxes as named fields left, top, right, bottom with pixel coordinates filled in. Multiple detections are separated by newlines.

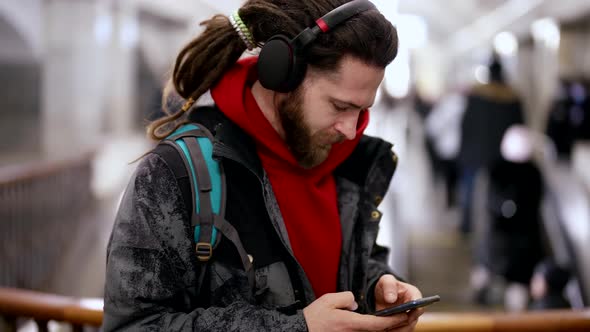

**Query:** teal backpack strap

left=164, top=124, right=254, bottom=289
left=165, top=124, right=221, bottom=259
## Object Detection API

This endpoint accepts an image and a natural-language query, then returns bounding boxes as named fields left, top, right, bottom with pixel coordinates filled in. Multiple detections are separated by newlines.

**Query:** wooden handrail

left=1, top=287, right=589, bottom=331
left=417, top=310, right=590, bottom=332
left=0, top=287, right=102, bottom=327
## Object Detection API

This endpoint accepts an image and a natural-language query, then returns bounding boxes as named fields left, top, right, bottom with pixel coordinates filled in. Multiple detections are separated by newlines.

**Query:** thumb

left=322, top=291, right=359, bottom=311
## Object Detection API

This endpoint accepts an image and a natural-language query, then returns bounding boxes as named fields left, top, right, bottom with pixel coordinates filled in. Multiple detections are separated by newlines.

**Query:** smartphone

left=373, top=295, right=441, bottom=316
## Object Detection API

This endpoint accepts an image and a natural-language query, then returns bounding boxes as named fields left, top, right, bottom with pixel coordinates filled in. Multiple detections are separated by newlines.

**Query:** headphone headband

left=293, top=0, right=376, bottom=50
left=316, top=0, right=376, bottom=32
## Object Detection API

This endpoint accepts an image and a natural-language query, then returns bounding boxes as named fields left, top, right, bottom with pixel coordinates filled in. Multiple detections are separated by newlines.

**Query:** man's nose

left=334, top=111, right=360, bottom=141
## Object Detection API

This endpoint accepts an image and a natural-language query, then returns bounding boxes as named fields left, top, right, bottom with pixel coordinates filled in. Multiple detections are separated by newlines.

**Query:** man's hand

left=303, top=292, right=409, bottom=332
left=374, top=274, right=424, bottom=331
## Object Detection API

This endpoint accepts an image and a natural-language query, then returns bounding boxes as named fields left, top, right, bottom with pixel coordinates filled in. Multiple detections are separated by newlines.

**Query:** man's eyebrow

left=330, top=98, right=370, bottom=109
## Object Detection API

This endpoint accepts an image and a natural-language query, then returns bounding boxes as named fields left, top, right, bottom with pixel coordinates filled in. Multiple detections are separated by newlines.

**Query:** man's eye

left=333, top=104, right=348, bottom=112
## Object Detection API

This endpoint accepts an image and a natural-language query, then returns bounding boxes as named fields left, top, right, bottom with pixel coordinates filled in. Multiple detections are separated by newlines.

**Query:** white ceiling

left=132, top=0, right=590, bottom=57
left=416, top=0, right=590, bottom=55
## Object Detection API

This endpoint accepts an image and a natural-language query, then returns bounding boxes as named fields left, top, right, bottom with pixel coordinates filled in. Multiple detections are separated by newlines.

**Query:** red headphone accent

left=316, top=18, right=329, bottom=32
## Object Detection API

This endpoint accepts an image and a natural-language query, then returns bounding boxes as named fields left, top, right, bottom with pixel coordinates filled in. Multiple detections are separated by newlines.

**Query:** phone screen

left=373, top=295, right=441, bottom=316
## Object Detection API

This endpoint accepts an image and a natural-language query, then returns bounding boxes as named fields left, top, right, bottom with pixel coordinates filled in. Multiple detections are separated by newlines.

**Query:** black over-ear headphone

left=257, top=0, right=376, bottom=93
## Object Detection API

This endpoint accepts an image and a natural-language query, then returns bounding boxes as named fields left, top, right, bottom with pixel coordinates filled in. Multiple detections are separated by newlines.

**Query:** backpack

left=156, top=123, right=255, bottom=291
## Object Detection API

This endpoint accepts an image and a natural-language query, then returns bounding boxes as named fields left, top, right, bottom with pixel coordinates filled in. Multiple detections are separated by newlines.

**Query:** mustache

left=324, top=133, right=346, bottom=145
left=333, top=133, right=347, bottom=143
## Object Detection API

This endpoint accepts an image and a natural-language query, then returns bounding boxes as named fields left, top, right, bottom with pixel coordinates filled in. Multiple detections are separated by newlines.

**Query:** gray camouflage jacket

left=103, top=107, right=399, bottom=331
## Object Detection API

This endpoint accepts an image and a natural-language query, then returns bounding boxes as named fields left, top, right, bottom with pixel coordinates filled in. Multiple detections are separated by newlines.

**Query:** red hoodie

left=211, top=57, right=368, bottom=297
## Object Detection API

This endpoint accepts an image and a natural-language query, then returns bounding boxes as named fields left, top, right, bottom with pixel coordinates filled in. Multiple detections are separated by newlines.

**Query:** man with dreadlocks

left=104, top=1, right=424, bottom=331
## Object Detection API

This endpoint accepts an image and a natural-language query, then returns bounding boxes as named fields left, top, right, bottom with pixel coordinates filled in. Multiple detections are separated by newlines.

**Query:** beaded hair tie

left=229, top=11, right=256, bottom=50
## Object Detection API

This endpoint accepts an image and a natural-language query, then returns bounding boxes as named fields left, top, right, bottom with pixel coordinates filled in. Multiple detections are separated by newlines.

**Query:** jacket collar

left=335, top=135, right=397, bottom=200
left=188, top=105, right=264, bottom=181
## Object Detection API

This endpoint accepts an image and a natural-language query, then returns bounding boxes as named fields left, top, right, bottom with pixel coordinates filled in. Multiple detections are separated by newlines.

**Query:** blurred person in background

left=471, top=126, right=545, bottom=311
left=425, top=91, right=466, bottom=208
left=457, top=53, right=525, bottom=235
left=415, top=92, right=447, bottom=205
left=546, top=79, right=590, bottom=161
left=103, top=1, right=424, bottom=331
left=529, top=259, right=571, bottom=310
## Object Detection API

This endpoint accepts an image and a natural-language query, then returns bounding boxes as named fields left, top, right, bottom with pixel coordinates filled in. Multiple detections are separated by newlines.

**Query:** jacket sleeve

left=103, top=154, right=307, bottom=332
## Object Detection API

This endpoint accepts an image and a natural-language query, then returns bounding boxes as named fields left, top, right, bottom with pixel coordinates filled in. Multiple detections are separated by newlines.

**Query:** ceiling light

left=494, top=31, right=518, bottom=57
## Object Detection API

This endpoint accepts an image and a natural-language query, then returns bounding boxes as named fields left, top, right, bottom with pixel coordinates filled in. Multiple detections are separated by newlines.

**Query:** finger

left=322, top=291, right=358, bottom=311
left=403, top=311, right=422, bottom=331
left=408, top=307, right=424, bottom=321
left=348, top=312, right=408, bottom=331
left=399, top=320, right=418, bottom=332
left=385, top=318, right=418, bottom=332
left=383, top=308, right=423, bottom=332
left=377, top=275, right=400, bottom=304
left=406, top=319, right=418, bottom=331
left=400, top=283, right=422, bottom=300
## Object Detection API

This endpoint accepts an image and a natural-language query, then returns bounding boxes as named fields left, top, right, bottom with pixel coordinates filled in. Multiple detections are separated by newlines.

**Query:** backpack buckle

left=196, top=242, right=213, bottom=262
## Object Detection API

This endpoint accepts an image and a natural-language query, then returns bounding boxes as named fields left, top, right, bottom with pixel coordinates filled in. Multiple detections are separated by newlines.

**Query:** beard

left=277, top=88, right=346, bottom=169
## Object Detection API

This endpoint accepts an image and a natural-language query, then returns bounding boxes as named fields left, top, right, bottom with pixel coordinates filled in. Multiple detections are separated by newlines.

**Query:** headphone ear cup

left=258, top=35, right=306, bottom=92
left=282, top=51, right=307, bottom=93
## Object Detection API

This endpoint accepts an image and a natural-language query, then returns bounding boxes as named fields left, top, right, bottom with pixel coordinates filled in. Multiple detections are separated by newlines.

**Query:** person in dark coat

left=484, top=158, right=544, bottom=286
left=457, top=54, right=525, bottom=234
left=546, top=79, right=590, bottom=160
left=472, top=126, right=546, bottom=311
